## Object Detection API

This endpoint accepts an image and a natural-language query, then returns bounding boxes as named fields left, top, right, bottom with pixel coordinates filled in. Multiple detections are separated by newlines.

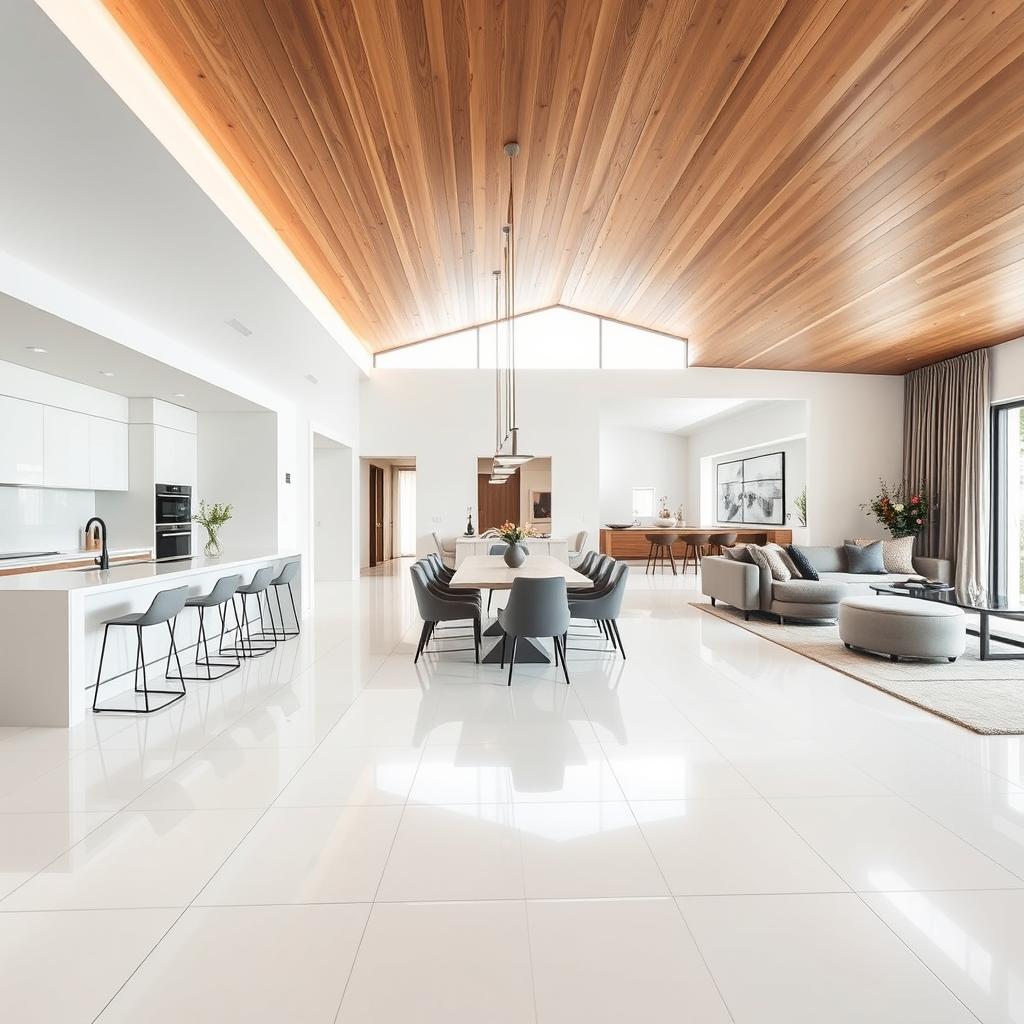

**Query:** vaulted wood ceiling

left=102, top=0, right=1024, bottom=373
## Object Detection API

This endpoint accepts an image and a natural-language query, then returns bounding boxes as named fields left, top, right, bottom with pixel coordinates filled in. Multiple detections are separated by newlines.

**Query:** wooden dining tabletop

left=449, top=554, right=593, bottom=591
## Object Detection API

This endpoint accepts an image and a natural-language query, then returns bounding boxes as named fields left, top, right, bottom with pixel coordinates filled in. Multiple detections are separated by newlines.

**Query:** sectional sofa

left=701, top=544, right=952, bottom=623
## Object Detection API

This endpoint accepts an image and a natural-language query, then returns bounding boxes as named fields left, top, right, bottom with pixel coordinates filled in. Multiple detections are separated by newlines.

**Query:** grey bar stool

left=264, top=560, right=301, bottom=642
left=92, top=585, right=189, bottom=714
left=645, top=533, right=683, bottom=574
left=169, top=574, right=242, bottom=681
left=221, top=567, right=277, bottom=658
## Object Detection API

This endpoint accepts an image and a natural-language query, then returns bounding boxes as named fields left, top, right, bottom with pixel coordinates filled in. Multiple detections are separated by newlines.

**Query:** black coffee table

left=869, top=584, right=1024, bottom=661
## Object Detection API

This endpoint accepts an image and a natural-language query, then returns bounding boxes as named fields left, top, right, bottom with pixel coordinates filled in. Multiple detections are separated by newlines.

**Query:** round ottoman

left=838, top=596, right=966, bottom=663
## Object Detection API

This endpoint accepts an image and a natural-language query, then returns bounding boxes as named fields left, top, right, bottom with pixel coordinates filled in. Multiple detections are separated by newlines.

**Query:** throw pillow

left=787, top=545, right=819, bottom=581
left=881, top=535, right=915, bottom=574
left=843, top=541, right=886, bottom=574
left=748, top=543, right=792, bottom=582
left=722, top=544, right=754, bottom=564
left=767, top=542, right=801, bottom=578
left=844, top=536, right=916, bottom=574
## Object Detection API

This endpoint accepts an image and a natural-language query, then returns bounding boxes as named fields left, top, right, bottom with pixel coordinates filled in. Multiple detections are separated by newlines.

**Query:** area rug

left=692, top=601, right=1024, bottom=735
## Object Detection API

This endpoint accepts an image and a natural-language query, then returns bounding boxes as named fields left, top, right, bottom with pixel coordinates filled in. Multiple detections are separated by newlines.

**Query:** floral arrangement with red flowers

left=860, top=480, right=932, bottom=539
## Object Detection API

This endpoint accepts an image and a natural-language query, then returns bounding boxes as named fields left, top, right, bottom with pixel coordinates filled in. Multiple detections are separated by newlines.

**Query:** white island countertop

left=0, top=551, right=302, bottom=727
left=0, top=551, right=299, bottom=593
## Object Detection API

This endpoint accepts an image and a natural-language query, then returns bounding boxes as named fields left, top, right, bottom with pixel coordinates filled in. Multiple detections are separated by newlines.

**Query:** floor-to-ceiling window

left=992, top=401, right=1024, bottom=603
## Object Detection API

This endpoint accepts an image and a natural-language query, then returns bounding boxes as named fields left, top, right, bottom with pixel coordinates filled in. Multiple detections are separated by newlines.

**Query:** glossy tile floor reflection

left=2, top=559, right=1024, bottom=1022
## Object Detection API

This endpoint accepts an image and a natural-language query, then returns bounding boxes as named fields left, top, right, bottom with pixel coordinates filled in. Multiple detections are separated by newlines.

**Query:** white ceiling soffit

left=600, top=398, right=760, bottom=435
left=0, top=291, right=265, bottom=413
left=6, top=0, right=370, bottom=380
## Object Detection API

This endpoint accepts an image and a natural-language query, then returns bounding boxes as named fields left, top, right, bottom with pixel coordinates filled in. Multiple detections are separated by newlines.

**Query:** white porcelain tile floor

left=3, top=564, right=1022, bottom=1021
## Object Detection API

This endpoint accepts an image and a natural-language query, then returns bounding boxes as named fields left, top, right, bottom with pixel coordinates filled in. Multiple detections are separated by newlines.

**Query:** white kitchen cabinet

left=42, top=406, right=90, bottom=489
left=88, top=417, right=129, bottom=491
left=153, top=425, right=196, bottom=486
left=0, top=395, right=44, bottom=485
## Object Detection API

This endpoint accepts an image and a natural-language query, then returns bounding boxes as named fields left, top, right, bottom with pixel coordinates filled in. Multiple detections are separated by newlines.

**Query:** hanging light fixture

left=492, top=140, right=533, bottom=470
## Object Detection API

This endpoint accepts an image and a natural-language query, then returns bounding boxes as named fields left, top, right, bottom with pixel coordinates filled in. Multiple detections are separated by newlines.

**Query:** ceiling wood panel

left=102, top=0, right=1024, bottom=372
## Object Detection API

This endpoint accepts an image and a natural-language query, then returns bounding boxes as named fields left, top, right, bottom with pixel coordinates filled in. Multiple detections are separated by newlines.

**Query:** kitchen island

left=600, top=526, right=792, bottom=559
left=0, top=552, right=300, bottom=727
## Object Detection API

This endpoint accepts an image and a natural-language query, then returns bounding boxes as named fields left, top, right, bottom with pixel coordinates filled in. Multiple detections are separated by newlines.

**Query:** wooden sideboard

left=599, top=527, right=792, bottom=559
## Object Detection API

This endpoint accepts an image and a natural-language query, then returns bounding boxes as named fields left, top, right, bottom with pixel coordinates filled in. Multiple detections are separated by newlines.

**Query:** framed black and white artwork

left=715, top=452, right=785, bottom=525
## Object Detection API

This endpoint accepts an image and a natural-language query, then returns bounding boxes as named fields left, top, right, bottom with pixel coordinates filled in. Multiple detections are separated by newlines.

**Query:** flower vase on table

left=203, top=527, right=222, bottom=558
left=497, top=521, right=535, bottom=568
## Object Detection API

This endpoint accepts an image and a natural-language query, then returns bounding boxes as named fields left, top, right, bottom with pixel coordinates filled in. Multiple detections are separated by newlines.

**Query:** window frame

left=991, top=399, right=1024, bottom=598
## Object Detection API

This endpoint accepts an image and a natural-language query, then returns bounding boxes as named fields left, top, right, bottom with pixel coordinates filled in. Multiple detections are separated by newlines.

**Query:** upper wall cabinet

left=42, top=406, right=91, bottom=489
left=0, top=396, right=44, bottom=485
left=88, top=417, right=129, bottom=491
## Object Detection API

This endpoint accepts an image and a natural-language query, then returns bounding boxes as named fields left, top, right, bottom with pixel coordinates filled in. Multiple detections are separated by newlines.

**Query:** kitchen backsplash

left=0, top=485, right=96, bottom=554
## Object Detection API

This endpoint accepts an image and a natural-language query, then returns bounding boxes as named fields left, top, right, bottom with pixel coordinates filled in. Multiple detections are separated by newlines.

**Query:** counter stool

left=264, top=560, right=301, bottom=641
left=682, top=532, right=712, bottom=574
left=92, top=586, right=189, bottom=714
left=221, top=567, right=277, bottom=658
left=169, top=574, right=242, bottom=681
left=645, top=533, right=683, bottom=575
left=707, top=532, right=738, bottom=556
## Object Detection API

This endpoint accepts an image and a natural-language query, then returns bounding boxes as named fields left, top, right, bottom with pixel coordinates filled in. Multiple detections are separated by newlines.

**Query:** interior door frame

left=368, top=463, right=385, bottom=567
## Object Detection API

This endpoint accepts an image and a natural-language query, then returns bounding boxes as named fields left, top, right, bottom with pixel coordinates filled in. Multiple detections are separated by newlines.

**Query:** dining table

left=449, top=554, right=593, bottom=664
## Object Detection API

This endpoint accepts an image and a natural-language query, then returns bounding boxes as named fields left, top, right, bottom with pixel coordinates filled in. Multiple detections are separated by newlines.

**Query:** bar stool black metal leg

left=92, top=624, right=110, bottom=712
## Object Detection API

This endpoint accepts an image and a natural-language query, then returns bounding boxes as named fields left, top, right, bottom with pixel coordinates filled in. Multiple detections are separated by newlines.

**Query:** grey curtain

left=903, top=349, right=990, bottom=594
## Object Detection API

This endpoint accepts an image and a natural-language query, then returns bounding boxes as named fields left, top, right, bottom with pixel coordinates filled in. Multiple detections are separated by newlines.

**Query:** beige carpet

left=692, top=601, right=1024, bottom=735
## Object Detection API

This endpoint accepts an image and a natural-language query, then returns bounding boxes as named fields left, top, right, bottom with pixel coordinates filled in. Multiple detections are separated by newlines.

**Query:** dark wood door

left=477, top=470, right=520, bottom=534
left=368, top=464, right=385, bottom=566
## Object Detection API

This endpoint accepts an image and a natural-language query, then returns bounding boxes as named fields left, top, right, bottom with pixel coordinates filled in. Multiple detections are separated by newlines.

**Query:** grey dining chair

left=410, top=562, right=481, bottom=663
left=93, top=585, right=189, bottom=714
left=568, top=530, right=588, bottom=566
left=568, top=563, right=629, bottom=660
left=497, top=577, right=571, bottom=687
left=575, top=551, right=598, bottom=576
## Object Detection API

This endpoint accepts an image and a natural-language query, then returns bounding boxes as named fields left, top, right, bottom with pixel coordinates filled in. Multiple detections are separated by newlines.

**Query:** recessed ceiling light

left=226, top=318, right=252, bottom=337
left=25, top=346, right=47, bottom=353
left=173, top=393, right=185, bottom=398
left=305, top=373, right=319, bottom=385
left=98, top=370, right=115, bottom=377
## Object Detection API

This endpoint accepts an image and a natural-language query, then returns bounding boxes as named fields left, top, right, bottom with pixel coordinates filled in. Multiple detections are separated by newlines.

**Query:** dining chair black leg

left=487, top=590, right=494, bottom=615
left=606, top=621, right=618, bottom=651
left=555, top=637, right=571, bottom=685
left=611, top=620, right=626, bottom=660
left=473, top=618, right=481, bottom=663
left=500, top=634, right=507, bottom=668
left=414, top=620, right=431, bottom=663
left=553, top=636, right=559, bottom=667
left=507, top=637, right=518, bottom=686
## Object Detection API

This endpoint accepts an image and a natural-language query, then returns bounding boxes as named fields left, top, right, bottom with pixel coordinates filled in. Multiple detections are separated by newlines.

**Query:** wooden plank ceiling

left=102, top=0, right=1024, bottom=373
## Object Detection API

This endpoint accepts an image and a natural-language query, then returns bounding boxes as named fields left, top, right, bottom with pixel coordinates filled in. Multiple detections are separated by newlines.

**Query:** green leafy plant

left=193, top=499, right=233, bottom=557
left=794, top=487, right=807, bottom=527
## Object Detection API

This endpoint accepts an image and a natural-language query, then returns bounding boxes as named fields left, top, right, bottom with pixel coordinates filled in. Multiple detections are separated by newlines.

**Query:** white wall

left=361, top=368, right=904, bottom=554
left=313, top=445, right=354, bottom=580
left=991, top=336, right=1024, bottom=405
left=683, top=401, right=807, bottom=529
left=600, top=426, right=688, bottom=525
left=197, top=412, right=278, bottom=554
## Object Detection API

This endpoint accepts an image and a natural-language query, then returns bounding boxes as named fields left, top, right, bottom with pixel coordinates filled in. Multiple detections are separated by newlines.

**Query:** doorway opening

left=312, top=432, right=355, bottom=582
left=360, top=457, right=417, bottom=569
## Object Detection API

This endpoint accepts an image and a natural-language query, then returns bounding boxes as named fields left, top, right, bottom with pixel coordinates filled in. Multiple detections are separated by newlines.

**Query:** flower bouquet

left=497, top=521, right=535, bottom=568
left=194, top=499, right=233, bottom=557
left=861, top=481, right=931, bottom=539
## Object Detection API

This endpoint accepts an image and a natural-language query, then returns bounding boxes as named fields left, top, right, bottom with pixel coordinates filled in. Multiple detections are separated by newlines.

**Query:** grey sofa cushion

left=723, top=544, right=754, bottom=564
left=771, top=579, right=851, bottom=605
left=797, top=546, right=848, bottom=573
left=748, top=544, right=792, bottom=582
left=844, top=542, right=886, bottom=574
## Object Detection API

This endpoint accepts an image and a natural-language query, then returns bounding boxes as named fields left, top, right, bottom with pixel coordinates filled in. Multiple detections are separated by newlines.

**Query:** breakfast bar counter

left=0, top=551, right=301, bottom=727
left=600, top=527, right=792, bottom=559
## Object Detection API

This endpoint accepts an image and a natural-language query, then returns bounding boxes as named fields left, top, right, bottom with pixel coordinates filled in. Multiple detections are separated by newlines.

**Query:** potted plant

left=497, top=521, right=535, bottom=568
left=194, top=499, right=233, bottom=558
left=861, top=480, right=931, bottom=538
left=655, top=497, right=677, bottom=528
left=788, top=487, right=809, bottom=543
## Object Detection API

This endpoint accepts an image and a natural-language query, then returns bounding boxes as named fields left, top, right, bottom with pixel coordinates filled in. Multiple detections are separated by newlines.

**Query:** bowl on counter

left=604, top=523, right=635, bottom=530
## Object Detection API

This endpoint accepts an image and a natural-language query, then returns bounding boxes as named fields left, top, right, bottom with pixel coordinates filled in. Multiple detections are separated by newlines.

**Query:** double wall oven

left=155, top=484, right=193, bottom=560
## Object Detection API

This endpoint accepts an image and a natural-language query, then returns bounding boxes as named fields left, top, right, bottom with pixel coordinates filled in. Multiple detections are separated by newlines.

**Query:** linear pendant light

left=492, top=141, right=532, bottom=475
